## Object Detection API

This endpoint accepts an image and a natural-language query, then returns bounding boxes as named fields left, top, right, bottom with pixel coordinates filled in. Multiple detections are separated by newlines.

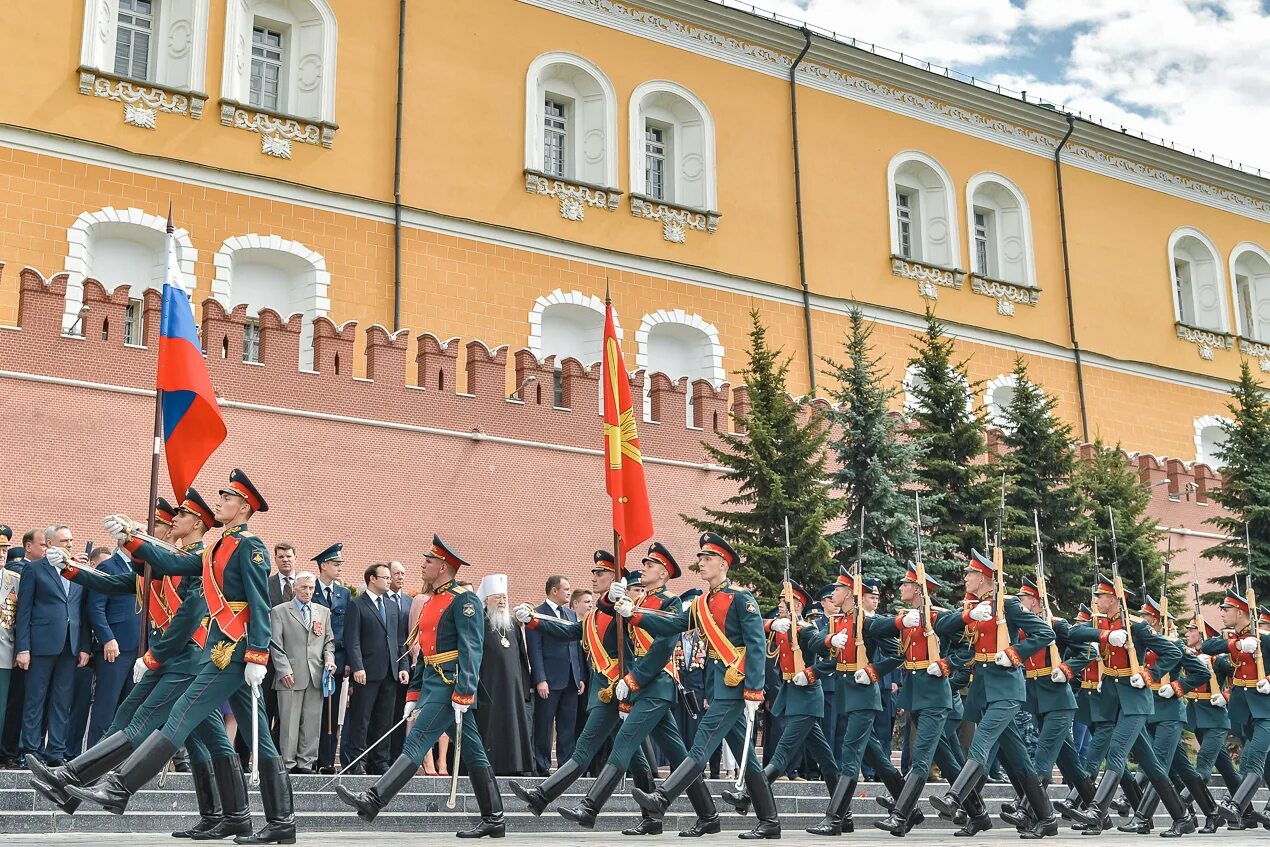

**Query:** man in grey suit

left=270, top=572, right=335, bottom=774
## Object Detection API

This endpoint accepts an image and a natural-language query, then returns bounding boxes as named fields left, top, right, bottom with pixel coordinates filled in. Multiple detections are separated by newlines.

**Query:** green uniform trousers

left=687, top=700, right=761, bottom=775
left=570, top=701, right=653, bottom=774
left=1234, top=718, right=1270, bottom=778
left=113, top=669, right=234, bottom=762
left=402, top=702, right=489, bottom=770
left=608, top=696, right=690, bottom=776
left=1082, top=720, right=1115, bottom=775
left=967, top=700, right=1021, bottom=766
left=764, top=714, right=836, bottom=778
left=835, top=710, right=898, bottom=780
left=907, top=707, right=951, bottom=778
left=158, top=665, right=280, bottom=762
left=940, top=714, right=966, bottom=773
left=1032, top=709, right=1075, bottom=779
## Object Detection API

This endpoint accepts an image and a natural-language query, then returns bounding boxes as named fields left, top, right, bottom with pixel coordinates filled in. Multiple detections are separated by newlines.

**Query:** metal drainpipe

left=790, top=27, right=815, bottom=395
left=392, top=0, right=406, bottom=332
left=1055, top=113, right=1090, bottom=441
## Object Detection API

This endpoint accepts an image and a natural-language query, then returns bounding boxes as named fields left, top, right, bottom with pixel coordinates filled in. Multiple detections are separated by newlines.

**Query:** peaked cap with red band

left=1140, top=595, right=1162, bottom=617
left=427, top=534, right=469, bottom=570
left=778, top=579, right=811, bottom=610
left=1076, top=603, right=1092, bottom=622
left=179, top=487, right=221, bottom=528
left=1185, top=617, right=1220, bottom=638
left=219, top=468, right=269, bottom=513
left=1018, top=576, right=1040, bottom=599
left=966, top=548, right=996, bottom=577
left=1093, top=573, right=1116, bottom=596
left=155, top=497, right=177, bottom=527
left=697, top=532, right=738, bottom=567
left=1220, top=588, right=1249, bottom=615
left=592, top=549, right=617, bottom=574
left=903, top=568, right=941, bottom=594
left=1260, top=605, right=1270, bottom=626
left=641, top=541, right=682, bottom=579
left=834, top=565, right=855, bottom=591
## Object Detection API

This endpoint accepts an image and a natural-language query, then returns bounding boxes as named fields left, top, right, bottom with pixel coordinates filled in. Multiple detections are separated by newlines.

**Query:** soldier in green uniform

left=929, top=550, right=1058, bottom=839
left=555, top=544, right=720, bottom=836
left=1176, top=617, right=1233, bottom=832
left=336, top=534, right=503, bottom=838
left=31, top=488, right=250, bottom=839
left=626, top=532, right=780, bottom=840
left=507, top=550, right=665, bottom=830
left=70, top=469, right=293, bottom=846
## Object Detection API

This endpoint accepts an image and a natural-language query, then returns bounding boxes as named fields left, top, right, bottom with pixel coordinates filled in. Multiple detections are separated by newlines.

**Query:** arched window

left=984, top=373, right=1019, bottom=428
left=1169, top=228, right=1228, bottom=332
left=1193, top=415, right=1230, bottom=467
left=220, top=0, right=337, bottom=123
left=966, top=174, right=1034, bottom=286
left=887, top=152, right=960, bottom=269
left=1230, top=243, right=1270, bottom=344
left=528, top=290, right=617, bottom=409
left=636, top=310, right=725, bottom=425
left=80, top=0, right=210, bottom=92
left=903, top=362, right=972, bottom=417
left=524, top=53, right=617, bottom=188
left=629, top=81, right=716, bottom=211
left=214, top=235, right=329, bottom=368
left=64, top=207, right=197, bottom=337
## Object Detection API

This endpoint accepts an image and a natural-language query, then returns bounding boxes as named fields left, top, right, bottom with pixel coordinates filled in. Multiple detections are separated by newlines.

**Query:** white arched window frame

left=1169, top=227, right=1229, bottom=333
left=983, top=373, right=1019, bottom=429
left=80, top=0, right=210, bottom=93
left=220, top=0, right=337, bottom=124
left=903, top=362, right=973, bottom=417
left=887, top=152, right=961, bottom=269
left=528, top=290, right=622, bottom=411
left=635, top=310, right=726, bottom=425
left=524, top=52, right=618, bottom=189
left=1229, top=243, right=1270, bottom=344
left=966, top=173, right=1035, bottom=287
left=1193, top=415, right=1231, bottom=467
left=213, top=235, right=330, bottom=369
left=629, top=81, right=717, bottom=211
left=63, top=207, right=197, bottom=333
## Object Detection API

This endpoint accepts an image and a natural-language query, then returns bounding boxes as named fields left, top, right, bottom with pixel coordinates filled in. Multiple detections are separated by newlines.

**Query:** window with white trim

left=966, top=175, right=1034, bottom=285
left=124, top=298, right=145, bottom=346
left=543, top=98, right=568, bottom=178
left=525, top=53, right=617, bottom=188
left=895, top=191, right=914, bottom=260
left=221, top=0, right=337, bottom=123
left=973, top=210, right=993, bottom=277
left=1197, top=422, right=1228, bottom=468
left=226, top=246, right=323, bottom=368
left=81, top=0, right=210, bottom=94
left=243, top=318, right=261, bottom=363
left=250, top=25, right=285, bottom=112
left=887, top=153, right=959, bottom=268
left=643, top=321, right=715, bottom=425
left=115, top=0, right=155, bottom=81
left=1169, top=229, right=1227, bottom=332
left=645, top=124, right=668, bottom=201
left=630, top=82, right=716, bottom=210
left=1232, top=246, right=1270, bottom=343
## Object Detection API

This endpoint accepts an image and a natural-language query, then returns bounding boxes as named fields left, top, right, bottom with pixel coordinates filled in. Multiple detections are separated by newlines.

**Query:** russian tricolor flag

left=157, top=219, right=225, bottom=498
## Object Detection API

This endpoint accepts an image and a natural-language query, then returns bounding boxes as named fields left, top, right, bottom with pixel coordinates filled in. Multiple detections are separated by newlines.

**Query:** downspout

left=1054, top=113, right=1090, bottom=441
left=790, top=27, right=815, bottom=395
left=392, top=0, right=406, bottom=331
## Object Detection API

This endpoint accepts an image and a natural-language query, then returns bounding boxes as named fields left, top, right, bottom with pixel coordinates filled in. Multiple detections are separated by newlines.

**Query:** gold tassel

left=210, top=640, right=236, bottom=670
left=597, top=681, right=615, bottom=704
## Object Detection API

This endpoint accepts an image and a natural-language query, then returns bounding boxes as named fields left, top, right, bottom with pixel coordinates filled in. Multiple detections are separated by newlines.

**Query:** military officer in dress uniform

left=70, top=469, right=293, bottom=846
left=556, top=544, right=721, bottom=836
left=813, top=584, right=844, bottom=766
left=627, top=532, right=780, bottom=840
left=1176, top=617, right=1232, bottom=833
left=929, top=550, right=1058, bottom=839
left=336, top=534, right=503, bottom=839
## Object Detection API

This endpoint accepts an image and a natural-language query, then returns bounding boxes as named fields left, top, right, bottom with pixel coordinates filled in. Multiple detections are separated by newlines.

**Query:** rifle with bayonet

left=1092, top=537, right=1108, bottom=680
left=781, top=515, right=806, bottom=677
left=1033, top=509, right=1062, bottom=669
left=994, top=476, right=1008, bottom=649
left=914, top=492, right=940, bottom=661
left=1108, top=507, right=1143, bottom=678
left=855, top=506, right=868, bottom=669
left=1192, top=557, right=1220, bottom=693
left=1246, top=524, right=1265, bottom=681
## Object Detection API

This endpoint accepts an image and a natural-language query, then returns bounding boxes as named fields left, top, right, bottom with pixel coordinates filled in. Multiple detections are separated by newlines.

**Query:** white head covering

left=477, top=573, right=508, bottom=601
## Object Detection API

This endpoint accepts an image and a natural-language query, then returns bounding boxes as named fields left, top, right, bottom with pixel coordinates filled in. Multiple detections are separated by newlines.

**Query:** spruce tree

left=998, top=358, right=1091, bottom=614
left=1204, top=361, right=1270, bottom=601
left=682, top=309, right=834, bottom=599
left=906, top=309, right=996, bottom=583
left=822, top=308, right=930, bottom=601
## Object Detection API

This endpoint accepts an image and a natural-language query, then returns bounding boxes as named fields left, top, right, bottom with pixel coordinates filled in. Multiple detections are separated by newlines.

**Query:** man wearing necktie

left=270, top=572, right=335, bottom=774
left=311, top=545, right=350, bottom=774
left=387, top=562, right=413, bottom=760
left=343, top=563, right=408, bottom=774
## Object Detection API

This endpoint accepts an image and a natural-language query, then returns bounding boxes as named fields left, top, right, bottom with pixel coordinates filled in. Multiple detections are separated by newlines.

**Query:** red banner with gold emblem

left=602, top=299, right=653, bottom=553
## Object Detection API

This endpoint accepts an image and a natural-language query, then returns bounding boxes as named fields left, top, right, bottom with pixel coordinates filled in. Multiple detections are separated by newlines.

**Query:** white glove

left=608, top=578, right=628, bottom=604
left=244, top=662, right=267, bottom=689
left=744, top=700, right=760, bottom=721
left=133, top=658, right=148, bottom=684
left=104, top=514, right=130, bottom=543
left=969, top=602, right=993, bottom=622
left=403, top=700, right=418, bottom=721
left=994, top=651, right=1014, bottom=668
left=513, top=603, right=533, bottom=624
left=830, top=632, right=849, bottom=649
left=454, top=703, right=468, bottom=723
left=614, top=598, right=636, bottom=618
left=1050, top=667, right=1068, bottom=683
left=1096, top=679, right=1103, bottom=693
left=1238, top=636, right=1259, bottom=654
left=616, top=679, right=630, bottom=701
left=793, top=671, right=810, bottom=686
left=771, top=618, right=791, bottom=634
left=618, top=708, right=628, bottom=721
left=1211, top=692, right=1227, bottom=707
left=926, top=663, right=944, bottom=678
left=1129, top=673, right=1147, bottom=689
left=1159, top=682, right=1176, bottom=699
left=1196, top=653, right=1212, bottom=667
left=1108, top=629, right=1129, bottom=647
left=1257, top=679, right=1270, bottom=695
left=901, top=609, right=921, bottom=629
left=45, top=547, right=67, bottom=568
left=853, top=669, right=871, bottom=685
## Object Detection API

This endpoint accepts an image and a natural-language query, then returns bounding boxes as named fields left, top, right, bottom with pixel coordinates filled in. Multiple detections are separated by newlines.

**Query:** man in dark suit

left=0, top=530, right=41, bottom=768
left=525, top=574, right=584, bottom=775
left=343, top=563, right=408, bottom=774
left=15, top=526, right=89, bottom=766
left=312, top=543, right=350, bottom=773
left=84, top=547, right=142, bottom=747
left=268, top=542, right=299, bottom=606
left=385, top=561, right=413, bottom=760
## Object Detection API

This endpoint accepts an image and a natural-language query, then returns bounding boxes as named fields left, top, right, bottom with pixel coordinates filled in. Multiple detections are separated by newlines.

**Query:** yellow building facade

left=2, top=0, right=1268, bottom=462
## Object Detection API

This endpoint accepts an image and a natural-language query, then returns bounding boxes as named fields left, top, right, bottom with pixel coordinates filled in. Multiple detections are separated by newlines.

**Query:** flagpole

left=614, top=528, right=624, bottom=687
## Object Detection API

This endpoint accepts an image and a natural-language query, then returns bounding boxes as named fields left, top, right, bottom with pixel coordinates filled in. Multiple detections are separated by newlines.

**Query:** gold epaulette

left=238, top=531, right=256, bottom=538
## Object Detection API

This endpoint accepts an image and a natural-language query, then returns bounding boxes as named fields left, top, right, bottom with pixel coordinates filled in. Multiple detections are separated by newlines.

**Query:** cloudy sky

left=753, top=0, right=1270, bottom=175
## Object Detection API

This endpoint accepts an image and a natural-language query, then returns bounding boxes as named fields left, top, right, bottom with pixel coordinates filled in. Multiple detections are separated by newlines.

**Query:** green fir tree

left=682, top=309, right=834, bottom=599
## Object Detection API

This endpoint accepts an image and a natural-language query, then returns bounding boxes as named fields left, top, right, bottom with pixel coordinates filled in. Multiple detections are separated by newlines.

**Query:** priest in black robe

left=474, top=574, right=533, bottom=776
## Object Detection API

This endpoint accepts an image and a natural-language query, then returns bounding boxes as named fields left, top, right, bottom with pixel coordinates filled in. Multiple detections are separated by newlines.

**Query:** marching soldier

left=71, top=469, right=293, bottom=846
left=1201, top=588, right=1270, bottom=828
left=929, top=550, right=1058, bottom=839
left=626, top=532, right=779, bottom=840
left=154, top=497, right=177, bottom=544
left=1177, top=617, right=1233, bottom=833
left=556, top=544, right=720, bottom=836
left=336, top=535, right=503, bottom=838
left=814, top=585, right=843, bottom=766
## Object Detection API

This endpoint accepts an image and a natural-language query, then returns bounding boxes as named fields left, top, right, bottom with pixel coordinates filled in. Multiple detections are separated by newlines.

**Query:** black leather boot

left=191, top=754, right=252, bottom=840
left=1120, top=771, right=1146, bottom=818
left=632, top=758, right=699, bottom=820
left=509, top=758, right=580, bottom=816
left=1217, top=773, right=1263, bottom=826
left=621, top=769, right=662, bottom=835
left=457, top=766, right=505, bottom=838
left=1020, top=772, right=1059, bottom=839
left=930, top=759, right=984, bottom=821
left=679, top=775, right=722, bottom=837
left=335, top=754, right=416, bottom=823
left=954, top=781, right=992, bottom=838
left=559, top=763, right=621, bottom=830
left=874, top=771, right=926, bottom=836
left=234, top=757, right=296, bottom=844
left=1071, top=770, right=1123, bottom=834
left=65, top=732, right=176, bottom=815
left=1056, top=776, right=1097, bottom=821
left=807, top=777, right=851, bottom=836
left=838, top=777, right=857, bottom=834
left=1155, top=775, right=1196, bottom=838
left=30, top=730, right=133, bottom=815
left=173, top=759, right=224, bottom=838
left=721, top=763, right=776, bottom=816
left=737, top=767, right=780, bottom=839
left=1118, top=785, right=1157, bottom=834
left=1186, top=771, right=1219, bottom=835
left=1000, top=769, right=1031, bottom=829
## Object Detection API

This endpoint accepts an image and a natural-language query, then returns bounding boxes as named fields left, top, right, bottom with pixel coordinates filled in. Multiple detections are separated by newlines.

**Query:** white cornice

left=518, top=0, right=1270, bottom=223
